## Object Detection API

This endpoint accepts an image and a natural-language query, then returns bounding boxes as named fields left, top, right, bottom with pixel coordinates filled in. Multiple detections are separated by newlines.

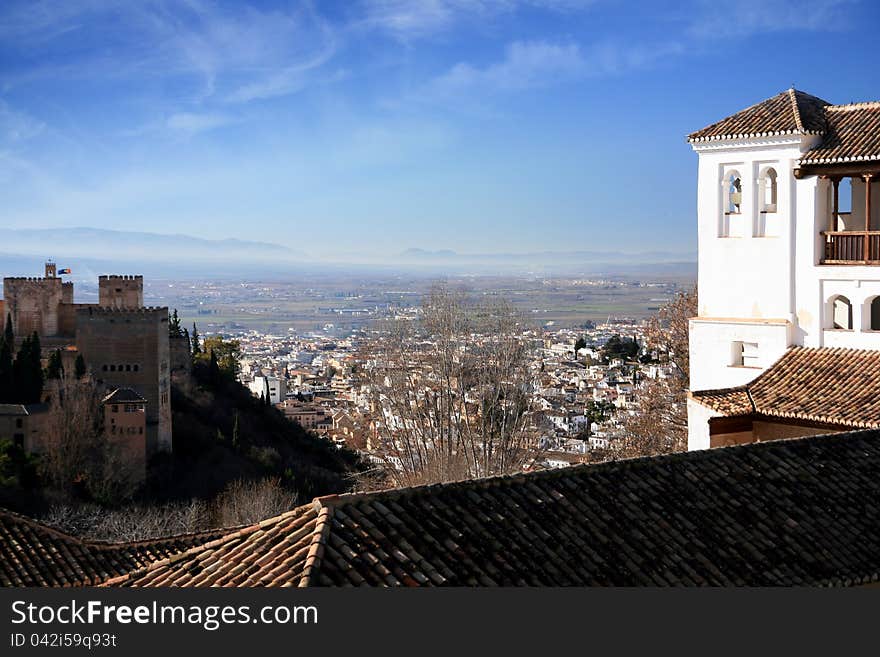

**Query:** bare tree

left=40, top=377, right=141, bottom=503
left=615, top=286, right=697, bottom=458
left=42, top=499, right=210, bottom=542
left=39, top=377, right=103, bottom=493
left=361, top=285, right=541, bottom=488
left=41, top=477, right=297, bottom=542
left=211, top=477, right=298, bottom=527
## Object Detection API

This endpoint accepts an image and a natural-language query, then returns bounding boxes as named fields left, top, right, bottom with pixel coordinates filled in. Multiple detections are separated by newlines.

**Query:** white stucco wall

left=694, top=137, right=807, bottom=322
left=689, top=317, right=791, bottom=391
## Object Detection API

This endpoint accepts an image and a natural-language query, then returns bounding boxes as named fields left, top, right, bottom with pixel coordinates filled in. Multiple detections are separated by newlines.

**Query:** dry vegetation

left=42, top=477, right=297, bottom=542
left=615, top=287, right=697, bottom=458
left=362, top=286, right=542, bottom=488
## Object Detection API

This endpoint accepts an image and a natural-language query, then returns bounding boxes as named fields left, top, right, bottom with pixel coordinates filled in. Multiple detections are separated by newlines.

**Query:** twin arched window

left=870, top=297, right=880, bottom=331
left=827, top=295, right=880, bottom=331
left=830, top=295, right=853, bottom=330
left=760, top=167, right=777, bottom=213
left=725, top=171, right=742, bottom=215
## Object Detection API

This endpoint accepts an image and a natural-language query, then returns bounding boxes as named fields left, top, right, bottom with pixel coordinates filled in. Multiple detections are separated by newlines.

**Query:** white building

left=249, top=375, right=287, bottom=405
left=687, top=89, right=880, bottom=450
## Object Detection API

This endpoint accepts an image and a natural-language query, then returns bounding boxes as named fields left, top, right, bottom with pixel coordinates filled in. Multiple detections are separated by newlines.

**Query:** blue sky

left=1, top=0, right=878, bottom=260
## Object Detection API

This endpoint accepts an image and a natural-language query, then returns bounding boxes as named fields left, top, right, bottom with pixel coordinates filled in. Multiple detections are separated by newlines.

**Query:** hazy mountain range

left=398, top=247, right=696, bottom=264
left=0, top=227, right=300, bottom=262
left=0, top=227, right=695, bottom=279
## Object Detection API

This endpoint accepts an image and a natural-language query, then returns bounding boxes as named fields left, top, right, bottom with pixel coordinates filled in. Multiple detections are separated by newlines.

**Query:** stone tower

left=75, top=306, right=172, bottom=455
left=99, top=275, right=144, bottom=309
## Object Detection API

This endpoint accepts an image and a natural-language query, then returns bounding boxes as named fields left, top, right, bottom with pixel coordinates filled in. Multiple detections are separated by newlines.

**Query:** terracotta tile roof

left=691, top=347, right=880, bottom=428
left=102, top=505, right=320, bottom=587
left=105, top=428, right=880, bottom=587
left=688, top=89, right=830, bottom=142
left=689, top=386, right=753, bottom=416
left=0, top=507, right=228, bottom=587
left=799, top=102, right=880, bottom=165
left=102, top=387, right=147, bottom=404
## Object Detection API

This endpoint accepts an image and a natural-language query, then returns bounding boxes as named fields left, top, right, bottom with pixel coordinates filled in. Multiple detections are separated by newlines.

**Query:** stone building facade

left=77, top=307, right=172, bottom=454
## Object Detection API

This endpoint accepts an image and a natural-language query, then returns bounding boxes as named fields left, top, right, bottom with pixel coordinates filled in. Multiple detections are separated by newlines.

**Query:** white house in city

left=249, top=374, right=287, bottom=404
left=686, top=89, right=880, bottom=450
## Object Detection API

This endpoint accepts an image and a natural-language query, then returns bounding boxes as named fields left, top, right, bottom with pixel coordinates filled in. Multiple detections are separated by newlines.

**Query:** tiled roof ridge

left=297, top=504, right=334, bottom=587
left=87, top=524, right=242, bottom=551
left=744, top=387, right=757, bottom=413
left=688, top=88, right=831, bottom=143
left=309, top=421, right=871, bottom=511
left=789, top=87, right=805, bottom=133
left=0, top=507, right=90, bottom=546
left=690, top=384, right=749, bottom=398
left=827, top=100, right=880, bottom=112
left=0, top=505, right=246, bottom=552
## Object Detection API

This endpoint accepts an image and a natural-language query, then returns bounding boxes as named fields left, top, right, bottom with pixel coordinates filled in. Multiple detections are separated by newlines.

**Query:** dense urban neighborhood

left=232, top=314, right=669, bottom=469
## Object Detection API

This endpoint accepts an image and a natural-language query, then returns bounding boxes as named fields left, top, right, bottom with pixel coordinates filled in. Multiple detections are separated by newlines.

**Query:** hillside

left=151, top=362, right=363, bottom=503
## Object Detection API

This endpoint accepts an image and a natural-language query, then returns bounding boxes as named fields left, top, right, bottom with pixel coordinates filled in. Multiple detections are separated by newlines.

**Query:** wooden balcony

left=822, top=231, right=880, bottom=264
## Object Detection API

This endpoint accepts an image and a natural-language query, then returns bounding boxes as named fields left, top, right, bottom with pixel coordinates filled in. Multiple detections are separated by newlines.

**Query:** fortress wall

left=75, top=306, right=172, bottom=454
left=2, top=277, right=64, bottom=338
left=98, top=275, right=144, bottom=309
left=169, top=335, right=192, bottom=374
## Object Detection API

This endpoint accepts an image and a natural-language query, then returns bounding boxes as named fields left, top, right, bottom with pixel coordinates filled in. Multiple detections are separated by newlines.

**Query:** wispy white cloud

left=0, top=101, right=45, bottom=143
left=0, top=1, right=338, bottom=105
left=687, top=0, right=856, bottom=38
left=418, top=39, right=683, bottom=102
left=357, top=0, right=596, bottom=40
left=165, top=112, right=235, bottom=134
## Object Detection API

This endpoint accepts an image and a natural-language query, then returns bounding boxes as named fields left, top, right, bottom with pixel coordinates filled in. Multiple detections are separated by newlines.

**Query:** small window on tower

left=731, top=341, right=759, bottom=367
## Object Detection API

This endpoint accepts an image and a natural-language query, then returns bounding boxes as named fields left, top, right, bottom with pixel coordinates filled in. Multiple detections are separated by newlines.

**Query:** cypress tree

left=30, top=333, right=42, bottom=400
left=209, top=349, right=219, bottom=383
left=169, top=309, right=182, bottom=337
left=46, top=349, right=63, bottom=379
left=74, top=354, right=87, bottom=379
left=0, top=337, right=13, bottom=402
left=3, top=312, right=13, bottom=348
left=27, top=333, right=43, bottom=403
left=191, top=323, right=201, bottom=357
left=13, top=335, right=38, bottom=403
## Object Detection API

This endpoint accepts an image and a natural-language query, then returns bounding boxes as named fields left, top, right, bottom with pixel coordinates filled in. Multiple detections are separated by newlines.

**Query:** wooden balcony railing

left=823, top=231, right=880, bottom=264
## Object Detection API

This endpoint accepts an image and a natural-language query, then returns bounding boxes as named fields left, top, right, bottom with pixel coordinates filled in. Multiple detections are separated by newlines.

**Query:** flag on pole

left=58, top=268, right=71, bottom=274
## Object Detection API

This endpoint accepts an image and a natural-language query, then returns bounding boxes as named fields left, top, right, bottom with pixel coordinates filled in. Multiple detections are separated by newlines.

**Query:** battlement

left=3, top=277, right=62, bottom=283
left=99, top=275, right=143, bottom=281
left=77, top=306, right=168, bottom=316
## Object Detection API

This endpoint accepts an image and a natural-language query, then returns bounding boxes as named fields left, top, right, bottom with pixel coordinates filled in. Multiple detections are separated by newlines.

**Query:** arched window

left=870, top=297, right=880, bottom=331
left=760, top=167, right=777, bottom=213
left=726, top=171, right=742, bottom=214
left=829, top=295, right=853, bottom=330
